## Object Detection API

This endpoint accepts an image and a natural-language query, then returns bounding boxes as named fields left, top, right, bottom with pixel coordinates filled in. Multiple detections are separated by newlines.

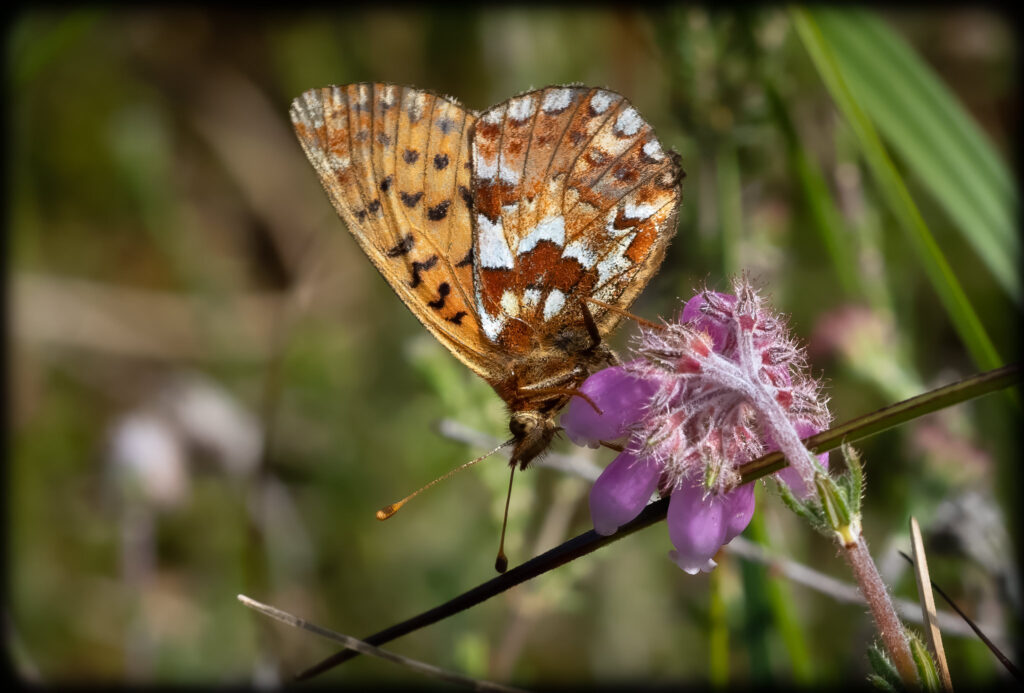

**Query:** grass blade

left=792, top=9, right=1005, bottom=373
left=812, top=9, right=1018, bottom=304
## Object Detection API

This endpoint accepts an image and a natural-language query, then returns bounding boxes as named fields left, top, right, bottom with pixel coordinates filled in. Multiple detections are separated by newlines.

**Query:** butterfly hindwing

left=470, top=86, right=682, bottom=355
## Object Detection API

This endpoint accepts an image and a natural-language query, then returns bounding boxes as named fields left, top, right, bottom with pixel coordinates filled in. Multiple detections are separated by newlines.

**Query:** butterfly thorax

left=500, top=341, right=617, bottom=470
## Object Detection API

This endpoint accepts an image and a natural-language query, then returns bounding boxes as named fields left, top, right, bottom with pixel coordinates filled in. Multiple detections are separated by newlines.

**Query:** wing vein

left=561, top=103, right=641, bottom=222
left=565, top=159, right=670, bottom=246
left=557, top=90, right=621, bottom=215
left=445, top=108, right=478, bottom=326
left=533, top=87, right=586, bottom=232
left=513, top=92, right=542, bottom=240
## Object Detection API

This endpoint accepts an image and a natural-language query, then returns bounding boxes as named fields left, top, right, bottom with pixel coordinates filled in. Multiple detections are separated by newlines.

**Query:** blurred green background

left=7, top=7, right=1019, bottom=687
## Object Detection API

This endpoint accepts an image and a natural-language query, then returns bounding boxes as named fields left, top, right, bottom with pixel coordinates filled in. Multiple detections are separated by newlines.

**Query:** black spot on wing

left=437, top=116, right=456, bottom=134
left=427, top=282, right=451, bottom=309
left=427, top=200, right=451, bottom=221
left=446, top=311, right=468, bottom=325
left=386, top=233, right=414, bottom=258
left=409, top=255, right=438, bottom=288
left=455, top=247, right=473, bottom=268
left=401, top=191, right=424, bottom=208
left=403, top=149, right=420, bottom=164
left=434, top=153, right=449, bottom=170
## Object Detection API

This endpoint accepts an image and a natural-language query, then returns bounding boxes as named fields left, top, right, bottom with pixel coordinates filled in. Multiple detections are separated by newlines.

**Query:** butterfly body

left=291, top=83, right=682, bottom=470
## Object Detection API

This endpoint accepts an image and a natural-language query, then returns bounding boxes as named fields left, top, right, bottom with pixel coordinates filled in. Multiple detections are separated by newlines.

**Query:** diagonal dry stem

left=238, top=595, right=527, bottom=692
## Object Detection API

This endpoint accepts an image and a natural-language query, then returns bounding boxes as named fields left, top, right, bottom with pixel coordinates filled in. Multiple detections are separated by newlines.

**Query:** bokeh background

left=7, top=7, right=1019, bottom=687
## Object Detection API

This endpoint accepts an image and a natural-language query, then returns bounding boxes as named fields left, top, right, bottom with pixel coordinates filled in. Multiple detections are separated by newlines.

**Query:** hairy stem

left=842, top=535, right=917, bottom=685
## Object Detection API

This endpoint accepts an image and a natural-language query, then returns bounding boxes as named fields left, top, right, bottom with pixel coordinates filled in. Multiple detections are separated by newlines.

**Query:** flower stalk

left=844, top=534, right=918, bottom=685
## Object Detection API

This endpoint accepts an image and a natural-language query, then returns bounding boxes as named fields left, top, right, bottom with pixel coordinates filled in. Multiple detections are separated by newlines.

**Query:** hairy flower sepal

left=778, top=443, right=864, bottom=546
left=867, top=631, right=941, bottom=692
left=815, top=473, right=861, bottom=547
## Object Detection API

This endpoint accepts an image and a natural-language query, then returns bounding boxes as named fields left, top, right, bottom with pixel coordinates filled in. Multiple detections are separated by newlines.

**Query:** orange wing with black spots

left=290, top=83, right=500, bottom=379
left=469, top=86, right=682, bottom=357
left=292, top=82, right=682, bottom=410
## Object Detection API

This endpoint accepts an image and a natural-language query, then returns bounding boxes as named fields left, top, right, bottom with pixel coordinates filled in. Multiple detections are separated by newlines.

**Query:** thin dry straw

left=238, top=594, right=528, bottom=692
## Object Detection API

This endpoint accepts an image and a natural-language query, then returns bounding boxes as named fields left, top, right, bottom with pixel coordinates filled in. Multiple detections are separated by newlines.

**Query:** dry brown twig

left=237, top=594, right=528, bottom=692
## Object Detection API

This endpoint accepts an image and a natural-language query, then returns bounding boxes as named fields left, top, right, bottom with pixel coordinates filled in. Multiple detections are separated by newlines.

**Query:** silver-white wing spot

left=642, top=140, right=665, bottom=161
left=523, top=287, right=542, bottom=308
left=477, top=214, right=515, bottom=269
left=542, top=88, right=573, bottom=113
left=476, top=293, right=507, bottom=342
left=563, top=237, right=598, bottom=269
left=590, top=90, right=614, bottom=114
left=596, top=234, right=635, bottom=285
left=614, top=107, right=643, bottom=136
left=508, top=95, right=536, bottom=122
left=498, top=161, right=522, bottom=185
left=475, top=147, right=498, bottom=180
left=517, top=215, right=565, bottom=254
left=543, top=289, right=566, bottom=321
left=623, top=202, right=658, bottom=221
left=500, top=289, right=520, bottom=318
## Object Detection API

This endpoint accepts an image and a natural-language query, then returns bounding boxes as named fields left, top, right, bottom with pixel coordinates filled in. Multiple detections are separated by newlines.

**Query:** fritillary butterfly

left=290, top=83, right=683, bottom=470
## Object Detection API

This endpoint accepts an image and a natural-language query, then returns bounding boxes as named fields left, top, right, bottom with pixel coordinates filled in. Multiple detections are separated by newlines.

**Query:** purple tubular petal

left=722, top=483, right=756, bottom=544
left=666, top=479, right=726, bottom=574
left=666, top=479, right=756, bottom=574
left=561, top=365, right=657, bottom=448
left=681, top=292, right=736, bottom=352
left=589, top=452, right=660, bottom=536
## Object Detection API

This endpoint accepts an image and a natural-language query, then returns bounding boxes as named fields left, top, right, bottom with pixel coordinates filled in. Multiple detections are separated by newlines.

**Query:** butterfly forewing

left=290, top=83, right=499, bottom=379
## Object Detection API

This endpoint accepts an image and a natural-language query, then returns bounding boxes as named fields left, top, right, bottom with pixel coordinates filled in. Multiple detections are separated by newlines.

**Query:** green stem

left=747, top=513, right=813, bottom=682
left=709, top=567, right=730, bottom=686
left=740, top=363, right=1020, bottom=482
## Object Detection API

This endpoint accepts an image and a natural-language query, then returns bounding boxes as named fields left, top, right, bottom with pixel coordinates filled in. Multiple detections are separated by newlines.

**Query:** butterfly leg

left=516, top=367, right=602, bottom=415
left=579, top=298, right=602, bottom=352
left=515, top=366, right=587, bottom=393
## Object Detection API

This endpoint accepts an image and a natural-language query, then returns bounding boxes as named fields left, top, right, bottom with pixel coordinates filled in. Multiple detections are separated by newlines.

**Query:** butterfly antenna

left=494, top=466, right=516, bottom=573
left=585, top=296, right=663, bottom=330
left=376, top=439, right=512, bottom=520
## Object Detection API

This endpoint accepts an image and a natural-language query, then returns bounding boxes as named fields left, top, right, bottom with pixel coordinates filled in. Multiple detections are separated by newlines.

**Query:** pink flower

left=564, top=279, right=830, bottom=573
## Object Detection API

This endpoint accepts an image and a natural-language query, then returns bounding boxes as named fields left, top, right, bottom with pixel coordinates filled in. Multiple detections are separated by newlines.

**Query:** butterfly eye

left=509, top=413, right=535, bottom=437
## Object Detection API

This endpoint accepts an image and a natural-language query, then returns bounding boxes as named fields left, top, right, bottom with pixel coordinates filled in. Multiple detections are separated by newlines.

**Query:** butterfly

left=290, top=83, right=683, bottom=472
